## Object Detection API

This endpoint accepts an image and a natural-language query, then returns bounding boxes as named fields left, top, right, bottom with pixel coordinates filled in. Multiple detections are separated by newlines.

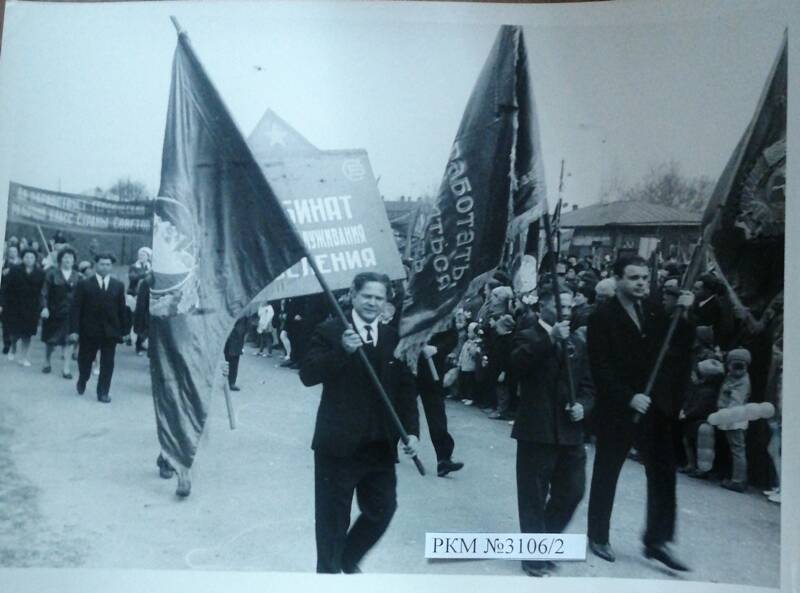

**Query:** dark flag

left=149, top=29, right=306, bottom=472
left=395, top=25, right=548, bottom=369
left=701, top=31, right=786, bottom=318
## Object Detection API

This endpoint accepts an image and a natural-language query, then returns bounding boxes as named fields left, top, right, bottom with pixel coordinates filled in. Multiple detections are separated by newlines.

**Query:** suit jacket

left=587, top=296, right=693, bottom=434
left=510, top=318, right=595, bottom=445
left=299, top=314, right=420, bottom=461
left=70, top=276, right=127, bottom=339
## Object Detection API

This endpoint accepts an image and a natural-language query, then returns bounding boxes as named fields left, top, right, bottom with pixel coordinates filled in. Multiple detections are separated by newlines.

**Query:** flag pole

left=633, top=233, right=705, bottom=423
left=542, top=206, right=576, bottom=406
left=36, top=225, right=52, bottom=258
left=167, top=16, right=423, bottom=476
left=223, top=380, right=236, bottom=430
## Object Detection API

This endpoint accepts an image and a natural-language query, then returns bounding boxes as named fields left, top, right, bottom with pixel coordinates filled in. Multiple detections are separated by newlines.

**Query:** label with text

left=425, top=533, right=586, bottom=561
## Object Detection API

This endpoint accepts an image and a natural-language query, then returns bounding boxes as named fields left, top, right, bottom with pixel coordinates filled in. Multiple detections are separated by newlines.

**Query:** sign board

left=257, top=150, right=405, bottom=300
left=7, top=182, right=153, bottom=236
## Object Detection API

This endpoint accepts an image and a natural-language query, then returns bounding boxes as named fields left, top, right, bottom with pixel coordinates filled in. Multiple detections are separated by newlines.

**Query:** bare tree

left=622, top=161, right=713, bottom=212
left=106, top=178, right=151, bottom=202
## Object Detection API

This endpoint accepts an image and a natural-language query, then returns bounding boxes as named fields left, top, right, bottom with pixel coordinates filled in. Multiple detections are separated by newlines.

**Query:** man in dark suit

left=69, top=252, right=127, bottom=403
left=416, top=328, right=464, bottom=477
left=510, top=286, right=594, bottom=577
left=586, top=254, right=694, bottom=571
left=299, top=272, right=420, bottom=574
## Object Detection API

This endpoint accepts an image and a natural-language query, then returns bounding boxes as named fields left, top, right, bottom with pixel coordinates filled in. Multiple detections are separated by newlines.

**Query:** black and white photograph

left=0, top=1, right=796, bottom=592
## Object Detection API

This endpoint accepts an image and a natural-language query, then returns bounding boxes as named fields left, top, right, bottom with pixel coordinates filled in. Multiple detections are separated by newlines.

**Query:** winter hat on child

left=726, top=348, right=752, bottom=366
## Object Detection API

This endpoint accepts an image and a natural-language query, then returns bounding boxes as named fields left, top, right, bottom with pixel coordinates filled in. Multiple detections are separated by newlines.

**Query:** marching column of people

left=1, top=233, right=783, bottom=575
left=1, top=233, right=155, bottom=403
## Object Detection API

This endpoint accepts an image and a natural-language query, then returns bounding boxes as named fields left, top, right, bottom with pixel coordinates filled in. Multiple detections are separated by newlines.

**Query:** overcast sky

left=0, top=0, right=789, bottom=220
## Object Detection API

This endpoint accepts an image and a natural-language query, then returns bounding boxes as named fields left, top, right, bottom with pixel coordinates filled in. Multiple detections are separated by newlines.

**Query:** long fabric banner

left=149, top=29, right=306, bottom=472
left=7, top=181, right=153, bottom=236
left=395, top=25, right=548, bottom=370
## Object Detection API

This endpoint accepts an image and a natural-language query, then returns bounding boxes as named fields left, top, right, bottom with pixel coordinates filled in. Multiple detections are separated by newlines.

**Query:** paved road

left=0, top=340, right=780, bottom=586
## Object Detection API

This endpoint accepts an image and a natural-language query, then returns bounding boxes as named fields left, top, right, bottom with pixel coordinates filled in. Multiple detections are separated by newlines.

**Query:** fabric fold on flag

left=700, top=31, right=786, bottom=318
left=150, top=32, right=306, bottom=471
left=395, top=25, right=548, bottom=371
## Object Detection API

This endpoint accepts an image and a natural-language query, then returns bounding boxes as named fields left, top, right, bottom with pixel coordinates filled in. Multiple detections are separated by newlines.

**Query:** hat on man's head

left=726, top=348, right=752, bottom=366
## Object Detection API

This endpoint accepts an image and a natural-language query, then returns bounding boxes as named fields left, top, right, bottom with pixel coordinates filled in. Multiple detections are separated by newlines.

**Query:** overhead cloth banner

left=257, top=150, right=406, bottom=300
left=7, top=181, right=153, bottom=236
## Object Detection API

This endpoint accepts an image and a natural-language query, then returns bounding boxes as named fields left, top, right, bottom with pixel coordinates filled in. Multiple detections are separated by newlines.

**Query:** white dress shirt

left=352, top=310, right=380, bottom=346
left=96, top=274, right=109, bottom=291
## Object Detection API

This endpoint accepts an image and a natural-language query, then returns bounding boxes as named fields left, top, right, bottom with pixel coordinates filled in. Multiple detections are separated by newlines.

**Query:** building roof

left=559, top=200, right=702, bottom=228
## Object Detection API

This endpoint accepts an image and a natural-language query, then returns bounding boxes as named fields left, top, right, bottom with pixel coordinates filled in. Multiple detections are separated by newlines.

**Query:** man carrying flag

left=149, top=19, right=307, bottom=497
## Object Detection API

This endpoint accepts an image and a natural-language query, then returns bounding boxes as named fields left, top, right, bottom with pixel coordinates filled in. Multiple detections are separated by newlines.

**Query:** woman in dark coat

left=1, top=243, right=22, bottom=354
left=133, top=272, right=151, bottom=356
left=40, top=247, right=79, bottom=377
left=3, top=248, right=45, bottom=366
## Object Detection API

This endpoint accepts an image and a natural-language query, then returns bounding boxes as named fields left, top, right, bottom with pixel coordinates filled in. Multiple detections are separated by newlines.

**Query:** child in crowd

left=256, top=302, right=275, bottom=357
left=458, top=322, right=483, bottom=406
left=679, top=358, right=725, bottom=476
left=715, top=348, right=752, bottom=492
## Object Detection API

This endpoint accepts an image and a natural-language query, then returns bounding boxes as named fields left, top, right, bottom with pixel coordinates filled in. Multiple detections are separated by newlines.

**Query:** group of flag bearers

left=148, top=19, right=785, bottom=576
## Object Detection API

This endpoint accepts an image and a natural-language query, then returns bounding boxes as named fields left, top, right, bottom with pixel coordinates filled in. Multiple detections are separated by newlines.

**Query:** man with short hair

left=299, top=272, right=420, bottom=574
left=511, top=286, right=594, bottom=577
left=586, top=254, right=695, bottom=571
left=70, top=252, right=127, bottom=403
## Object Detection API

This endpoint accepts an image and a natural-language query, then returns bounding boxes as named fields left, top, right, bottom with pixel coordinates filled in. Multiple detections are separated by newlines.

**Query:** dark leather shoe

left=588, top=540, right=616, bottom=562
left=229, top=385, right=241, bottom=392
left=62, top=372, right=73, bottom=380
left=522, top=561, right=550, bottom=577
left=437, top=459, right=465, bottom=477
left=342, top=564, right=361, bottom=574
left=76, top=381, right=86, bottom=395
left=157, top=455, right=175, bottom=479
left=721, top=479, right=747, bottom=493
left=176, top=474, right=191, bottom=498
left=98, top=394, right=111, bottom=403
left=42, top=365, right=51, bottom=374
left=644, top=543, right=690, bottom=571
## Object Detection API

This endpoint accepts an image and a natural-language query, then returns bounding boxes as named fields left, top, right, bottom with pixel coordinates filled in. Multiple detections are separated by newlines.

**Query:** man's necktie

left=634, top=302, right=645, bottom=334
left=364, top=325, right=374, bottom=346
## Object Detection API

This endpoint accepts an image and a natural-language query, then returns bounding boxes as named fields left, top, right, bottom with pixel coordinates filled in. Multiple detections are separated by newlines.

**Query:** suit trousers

left=516, top=441, right=586, bottom=535
left=418, top=375, right=455, bottom=463
left=314, top=450, right=397, bottom=573
left=587, top=410, right=677, bottom=546
left=225, top=354, right=240, bottom=388
left=77, top=335, right=118, bottom=397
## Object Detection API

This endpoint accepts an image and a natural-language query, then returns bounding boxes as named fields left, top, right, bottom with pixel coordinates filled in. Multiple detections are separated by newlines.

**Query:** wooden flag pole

left=223, top=379, right=237, bottom=430
left=542, top=205, right=576, bottom=406
left=633, top=234, right=705, bottom=423
left=36, top=225, right=52, bottom=258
